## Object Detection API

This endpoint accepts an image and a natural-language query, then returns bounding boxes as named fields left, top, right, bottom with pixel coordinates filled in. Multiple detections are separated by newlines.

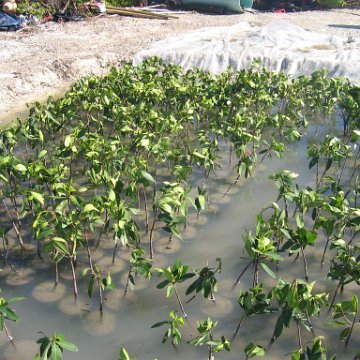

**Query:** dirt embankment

left=0, top=9, right=359, bottom=123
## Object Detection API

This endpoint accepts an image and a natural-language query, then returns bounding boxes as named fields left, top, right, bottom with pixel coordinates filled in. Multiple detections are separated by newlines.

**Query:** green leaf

left=64, top=135, right=72, bottom=148
left=339, top=327, right=351, bottom=342
left=151, top=321, right=168, bottom=328
left=8, top=296, right=25, bottom=304
left=273, top=316, right=283, bottom=340
left=260, top=262, right=277, bottom=279
left=296, top=215, right=304, bottom=229
left=140, top=170, right=155, bottom=183
left=88, top=277, right=95, bottom=298
left=14, top=163, right=27, bottom=172
left=244, top=342, right=266, bottom=358
left=83, top=204, right=98, bottom=213
left=157, top=280, right=170, bottom=289
left=30, top=192, right=45, bottom=205
left=57, top=340, right=78, bottom=352
left=166, top=284, right=175, bottom=298
left=50, top=344, right=62, bottom=360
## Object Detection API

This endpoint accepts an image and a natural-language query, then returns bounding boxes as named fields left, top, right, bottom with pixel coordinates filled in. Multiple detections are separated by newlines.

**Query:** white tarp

left=133, top=22, right=360, bottom=83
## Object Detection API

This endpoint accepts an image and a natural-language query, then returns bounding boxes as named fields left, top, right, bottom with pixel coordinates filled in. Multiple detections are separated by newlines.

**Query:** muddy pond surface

left=0, top=113, right=358, bottom=360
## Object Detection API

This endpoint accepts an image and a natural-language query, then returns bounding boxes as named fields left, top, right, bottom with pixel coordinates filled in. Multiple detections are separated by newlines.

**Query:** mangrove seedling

left=188, top=317, right=230, bottom=360
left=235, top=214, right=282, bottom=287
left=151, top=310, right=184, bottom=348
left=327, top=240, right=360, bottom=308
left=0, top=291, right=24, bottom=341
left=234, top=283, right=276, bottom=336
left=270, top=279, right=328, bottom=352
left=33, top=332, right=78, bottom=360
left=82, top=265, right=115, bottom=313
left=186, top=258, right=222, bottom=301
left=124, top=247, right=152, bottom=295
left=328, top=295, right=358, bottom=346
left=155, top=259, right=195, bottom=317
left=291, top=336, right=336, bottom=360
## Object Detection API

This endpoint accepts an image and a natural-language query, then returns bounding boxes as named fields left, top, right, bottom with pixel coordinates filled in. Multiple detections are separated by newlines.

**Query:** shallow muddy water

left=0, top=114, right=358, bottom=360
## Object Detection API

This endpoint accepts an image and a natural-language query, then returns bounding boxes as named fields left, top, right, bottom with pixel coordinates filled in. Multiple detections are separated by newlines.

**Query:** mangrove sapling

left=194, top=184, right=207, bottom=218
left=151, top=310, right=184, bottom=348
left=124, top=247, right=152, bottom=295
left=328, top=295, right=359, bottom=346
left=235, top=214, right=282, bottom=287
left=314, top=214, right=336, bottom=267
left=327, top=240, right=360, bottom=309
left=223, top=154, right=254, bottom=197
left=244, top=343, right=266, bottom=359
left=33, top=332, right=78, bottom=360
left=186, top=258, right=221, bottom=301
left=269, top=170, right=299, bottom=219
left=281, top=218, right=317, bottom=281
left=270, top=279, right=328, bottom=352
left=0, top=291, right=24, bottom=341
left=109, top=198, right=140, bottom=265
left=291, top=336, right=335, bottom=360
left=234, top=283, right=277, bottom=336
left=0, top=225, right=10, bottom=265
left=155, top=259, right=195, bottom=317
left=82, top=265, right=115, bottom=313
left=260, top=202, right=290, bottom=269
left=308, top=137, right=352, bottom=189
left=149, top=182, right=189, bottom=259
left=188, top=317, right=231, bottom=360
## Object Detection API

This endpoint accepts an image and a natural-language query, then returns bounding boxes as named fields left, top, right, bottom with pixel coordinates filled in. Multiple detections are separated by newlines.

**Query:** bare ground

left=0, top=8, right=359, bottom=123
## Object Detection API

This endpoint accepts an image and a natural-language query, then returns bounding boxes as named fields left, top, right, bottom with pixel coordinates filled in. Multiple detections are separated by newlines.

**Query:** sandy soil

left=0, top=8, right=359, bottom=123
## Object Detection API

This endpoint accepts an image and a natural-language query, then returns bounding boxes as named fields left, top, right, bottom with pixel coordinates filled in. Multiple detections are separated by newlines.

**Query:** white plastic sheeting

left=133, top=22, right=360, bottom=82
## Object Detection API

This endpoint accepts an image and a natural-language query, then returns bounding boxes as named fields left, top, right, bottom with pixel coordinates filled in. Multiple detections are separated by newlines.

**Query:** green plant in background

left=17, top=0, right=49, bottom=18
left=151, top=310, right=185, bottom=348
left=317, top=0, right=347, bottom=8
left=106, top=0, right=137, bottom=7
left=33, top=332, right=78, bottom=360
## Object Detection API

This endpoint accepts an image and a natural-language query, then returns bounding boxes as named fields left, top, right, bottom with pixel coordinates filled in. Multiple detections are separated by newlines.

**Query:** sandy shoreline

left=0, top=9, right=359, bottom=124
